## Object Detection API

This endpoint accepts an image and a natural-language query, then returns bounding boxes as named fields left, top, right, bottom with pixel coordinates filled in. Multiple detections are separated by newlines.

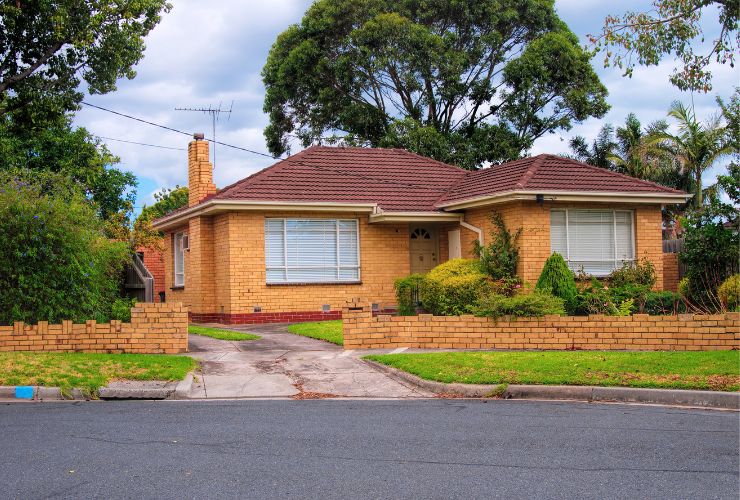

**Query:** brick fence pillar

left=342, top=298, right=371, bottom=350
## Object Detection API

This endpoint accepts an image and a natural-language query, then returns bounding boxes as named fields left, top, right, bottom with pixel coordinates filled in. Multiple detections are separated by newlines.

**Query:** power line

left=95, top=135, right=186, bottom=151
left=81, top=101, right=277, bottom=158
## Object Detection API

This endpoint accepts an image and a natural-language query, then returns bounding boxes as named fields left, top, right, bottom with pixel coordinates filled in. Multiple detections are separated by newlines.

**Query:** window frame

left=550, top=208, right=636, bottom=276
left=173, top=232, right=186, bottom=287
left=264, top=218, right=362, bottom=285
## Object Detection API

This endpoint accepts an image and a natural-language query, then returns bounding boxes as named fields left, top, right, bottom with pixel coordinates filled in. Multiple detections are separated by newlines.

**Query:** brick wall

left=166, top=211, right=411, bottom=319
left=138, top=245, right=165, bottom=302
left=0, top=303, right=188, bottom=354
left=663, top=253, right=680, bottom=292
left=342, top=301, right=739, bottom=351
left=462, top=202, right=665, bottom=288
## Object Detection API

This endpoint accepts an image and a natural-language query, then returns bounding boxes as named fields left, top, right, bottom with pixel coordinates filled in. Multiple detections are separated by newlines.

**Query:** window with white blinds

left=174, top=232, right=186, bottom=287
left=550, top=209, right=635, bottom=276
left=265, top=219, right=360, bottom=284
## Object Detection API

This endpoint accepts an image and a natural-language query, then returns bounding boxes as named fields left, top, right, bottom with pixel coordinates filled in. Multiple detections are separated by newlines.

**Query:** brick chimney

left=188, top=133, right=217, bottom=206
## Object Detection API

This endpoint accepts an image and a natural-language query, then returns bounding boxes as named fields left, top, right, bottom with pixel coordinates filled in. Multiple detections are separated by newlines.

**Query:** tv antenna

left=175, top=101, right=233, bottom=168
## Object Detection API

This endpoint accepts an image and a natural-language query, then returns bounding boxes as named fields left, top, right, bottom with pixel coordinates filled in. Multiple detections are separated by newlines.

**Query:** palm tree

left=656, top=101, right=732, bottom=207
left=608, top=113, right=669, bottom=179
left=567, top=123, right=615, bottom=168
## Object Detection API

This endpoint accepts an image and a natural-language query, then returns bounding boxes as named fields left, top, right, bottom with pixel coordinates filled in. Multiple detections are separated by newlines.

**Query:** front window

left=174, top=232, right=186, bottom=287
left=265, top=219, right=360, bottom=284
left=550, top=209, right=635, bottom=276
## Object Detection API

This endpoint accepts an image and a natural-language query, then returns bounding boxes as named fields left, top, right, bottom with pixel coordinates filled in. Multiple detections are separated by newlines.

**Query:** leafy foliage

left=419, top=259, right=489, bottom=316
left=680, top=202, right=739, bottom=312
left=535, top=253, right=578, bottom=313
left=590, top=0, right=738, bottom=92
left=110, top=297, right=137, bottom=322
left=262, top=0, right=608, bottom=168
left=644, top=291, right=686, bottom=315
left=394, top=274, right=426, bottom=316
left=0, top=115, right=136, bottom=224
left=137, top=186, right=189, bottom=223
left=718, top=274, right=740, bottom=311
left=473, top=212, right=521, bottom=280
left=471, top=291, right=565, bottom=319
left=0, top=0, right=171, bottom=125
left=607, top=259, right=657, bottom=289
left=0, top=174, right=130, bottom=325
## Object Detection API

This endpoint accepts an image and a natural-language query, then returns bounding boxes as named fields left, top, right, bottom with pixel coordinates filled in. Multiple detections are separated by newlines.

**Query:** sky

left=72, top=0, right=738, bottom=213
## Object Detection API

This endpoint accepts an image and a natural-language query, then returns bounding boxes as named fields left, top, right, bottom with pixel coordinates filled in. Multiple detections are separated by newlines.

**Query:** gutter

left=152, top=199, right=378, bottom=231
left=460, top=221, right=484, bottom=246
left=437, top=190, right=693, bottom=210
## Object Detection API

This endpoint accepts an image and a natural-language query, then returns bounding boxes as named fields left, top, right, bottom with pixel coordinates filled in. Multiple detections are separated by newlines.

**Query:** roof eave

left=369, top=211, right=463, bottom=223
left=437, top=190, right=693, bottom=210
left=152, top=199, right=378, bottom=231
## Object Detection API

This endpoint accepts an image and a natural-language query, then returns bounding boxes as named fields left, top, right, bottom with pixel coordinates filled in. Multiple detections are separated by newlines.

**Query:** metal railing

left=123, top=253, right=154, bottom=303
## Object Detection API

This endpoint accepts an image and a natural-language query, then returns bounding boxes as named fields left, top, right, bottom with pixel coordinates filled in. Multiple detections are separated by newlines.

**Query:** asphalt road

left=1, top=400, right=737, bottom=499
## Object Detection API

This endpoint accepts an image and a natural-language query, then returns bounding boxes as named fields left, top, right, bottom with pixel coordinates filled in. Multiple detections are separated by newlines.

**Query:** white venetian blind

left=174, top=233, right=185, bottom=286
left=549, top=209, right=635, bottom=276
left=265, top=219, right=360, bottom=283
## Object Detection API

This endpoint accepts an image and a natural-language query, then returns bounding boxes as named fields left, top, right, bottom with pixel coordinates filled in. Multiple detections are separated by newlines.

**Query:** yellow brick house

left=152, top=134, right=690, bottom=324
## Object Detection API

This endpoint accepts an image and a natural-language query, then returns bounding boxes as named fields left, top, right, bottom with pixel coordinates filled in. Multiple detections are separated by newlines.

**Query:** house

left=152, top=134, right=690, bottom=324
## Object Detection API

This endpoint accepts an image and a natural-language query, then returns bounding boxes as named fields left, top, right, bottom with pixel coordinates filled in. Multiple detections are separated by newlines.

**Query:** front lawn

left=365, top=351, right=740, bottom=392
left=287, top=320, right=343, bottom=345
left=189, top=325, right=261, bottom=341
left=0, top=352, right=196, bottom=395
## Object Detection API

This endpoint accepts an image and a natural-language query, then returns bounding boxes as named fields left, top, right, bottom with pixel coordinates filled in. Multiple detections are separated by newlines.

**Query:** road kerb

left=363, top=359, right=740, bottom=409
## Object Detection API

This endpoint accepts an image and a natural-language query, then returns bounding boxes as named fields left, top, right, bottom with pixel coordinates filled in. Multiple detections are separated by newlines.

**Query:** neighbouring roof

left=154, top=147, right=689, bottom=227
left=437, top=154, right=686, bottom=206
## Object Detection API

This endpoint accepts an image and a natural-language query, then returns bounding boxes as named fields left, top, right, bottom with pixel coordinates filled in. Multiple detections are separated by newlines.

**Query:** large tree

left=591, top=0, right=739, bottom=92
left=262, top=0, right=609, bottom=169
left=0, top=0, right=171, bottom=127
left=0, top=115, right=136, bottom=223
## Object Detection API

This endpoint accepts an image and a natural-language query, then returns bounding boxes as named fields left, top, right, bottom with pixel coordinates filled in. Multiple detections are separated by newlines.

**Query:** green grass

left=365, top=351, right=740, bottom=392
left=0, top=352, right=196, bottom=395
left=188, top=325, right=261, bottom=341
left=287, top=320, right=343, bottom=345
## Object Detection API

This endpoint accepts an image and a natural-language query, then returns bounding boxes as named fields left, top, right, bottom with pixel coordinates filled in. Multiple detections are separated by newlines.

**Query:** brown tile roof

left=437, top=154, right=685, bottom=206
left=211, top=146, right=467, bottom=212
left=169, top=148, right=685, bottom=218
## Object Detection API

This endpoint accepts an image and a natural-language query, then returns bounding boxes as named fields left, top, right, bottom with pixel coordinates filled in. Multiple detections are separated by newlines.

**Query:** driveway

left=185, top=323, right=432, bottom=399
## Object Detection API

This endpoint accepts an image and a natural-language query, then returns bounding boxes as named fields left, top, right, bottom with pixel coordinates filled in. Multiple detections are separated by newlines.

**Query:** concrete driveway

left=185, top=324, right=433, bottom=399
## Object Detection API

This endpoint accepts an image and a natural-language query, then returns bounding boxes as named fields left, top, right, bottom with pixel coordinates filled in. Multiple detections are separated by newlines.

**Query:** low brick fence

left=342, top=300, right=740, bottom=351
left=0, top=303, right=188, bottom=354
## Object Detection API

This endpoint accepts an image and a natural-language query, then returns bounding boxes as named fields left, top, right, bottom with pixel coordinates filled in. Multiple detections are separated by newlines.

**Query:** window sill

left=170, top=286, right=185, bottom=291
left=266, top=281, right=362, bottom=287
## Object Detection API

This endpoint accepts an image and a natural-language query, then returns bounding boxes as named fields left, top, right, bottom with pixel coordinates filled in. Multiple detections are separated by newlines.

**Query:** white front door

left=410, top=226, right=438, bottom=274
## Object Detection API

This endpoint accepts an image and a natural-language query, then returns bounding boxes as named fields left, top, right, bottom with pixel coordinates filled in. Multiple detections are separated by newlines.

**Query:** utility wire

left=95, top=135, right=186, bottom=151
left=82, top=101, right=277, bottom=158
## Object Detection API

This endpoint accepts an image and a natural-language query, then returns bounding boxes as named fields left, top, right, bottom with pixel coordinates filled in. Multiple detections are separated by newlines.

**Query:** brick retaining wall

left=342, top=300, right=740, bottom=351
left=0, top=303, right=188, bottom=354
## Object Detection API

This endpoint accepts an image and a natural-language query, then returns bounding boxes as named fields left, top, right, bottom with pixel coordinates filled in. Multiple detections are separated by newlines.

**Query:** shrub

left=471, top=291, right=565, bottom=319
left=607, top=258, right=656, bottom=288
left=679, top=205, right=739, bottom=311
left=644, top=291, right=686, bottom=315
left=473, top=212, right=521, bottom=280
left=489, top=276, right=523, bottom=297
left=573, top=279, right=637, bottom=316
left=535, top=253, right=578, bottom=313
left=718, top=274, right=740, bottom=310
left=394, top=274, right=426, bottom=316
left=0, top=175, right=130, bottom=325
left=110, top=297, right=137, bottom=322
left=677, top=277, right=690, bottom=297
left=419, top=259, right=490, bottom=315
